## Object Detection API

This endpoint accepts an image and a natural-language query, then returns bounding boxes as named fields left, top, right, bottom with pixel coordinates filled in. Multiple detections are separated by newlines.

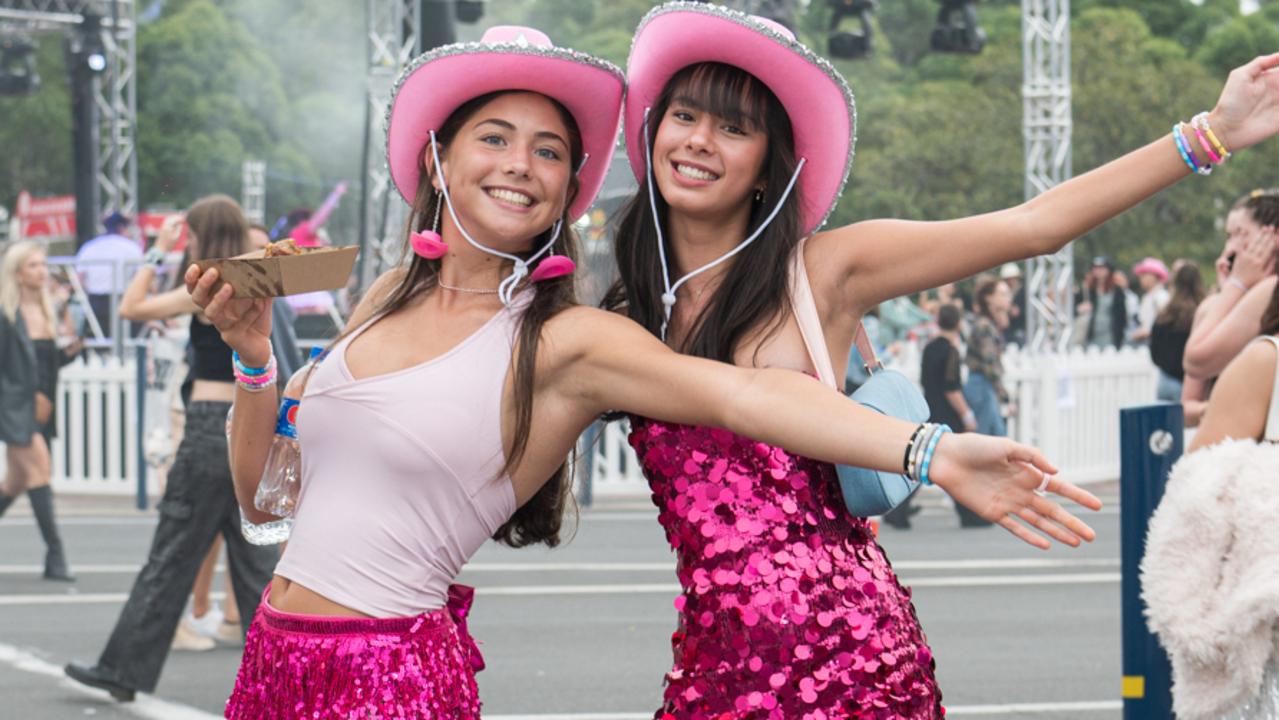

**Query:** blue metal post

left=1119, top=404, right=1179, bottom=718
left=135, top=344, right=147, bottom=510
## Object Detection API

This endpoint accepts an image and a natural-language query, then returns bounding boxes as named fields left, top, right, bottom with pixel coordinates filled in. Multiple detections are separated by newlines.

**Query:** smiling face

left=652, top=99, right=769, bottom=221
left=430, top=92, right=577, bottom=253
left=646, top=63, right=788, bottom=227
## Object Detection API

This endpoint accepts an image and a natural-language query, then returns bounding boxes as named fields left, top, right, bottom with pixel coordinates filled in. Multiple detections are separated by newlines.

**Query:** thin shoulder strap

left=788, top=238, right=840, bottom=390
left=1258, top=335, right=1279, bottom=442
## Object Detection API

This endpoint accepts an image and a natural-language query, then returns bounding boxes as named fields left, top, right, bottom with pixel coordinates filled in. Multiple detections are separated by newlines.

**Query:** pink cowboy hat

left=1132, top=257, right=1170, bottom=282
left=625, top=2, right=857, bottom=236
left=386, top=26, right=625, bottom=221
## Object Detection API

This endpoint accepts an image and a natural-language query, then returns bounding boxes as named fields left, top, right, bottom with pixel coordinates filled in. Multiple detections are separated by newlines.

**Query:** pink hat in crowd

left=625, top=2, right=857, bottom=236
left=1132, top=257, right=1170, bottom=282
left=386, top=26, right=625, bottom=221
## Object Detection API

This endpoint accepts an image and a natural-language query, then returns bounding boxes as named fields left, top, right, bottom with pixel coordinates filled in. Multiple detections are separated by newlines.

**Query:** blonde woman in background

left=0, top=241, right=80, bottom=581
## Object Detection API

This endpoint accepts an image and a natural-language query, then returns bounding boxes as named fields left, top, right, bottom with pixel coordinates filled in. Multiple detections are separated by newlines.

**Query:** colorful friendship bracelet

left=1173, top=124, right=1211, bottom=176
left=917, top=424, right=953, bottom=487
left=1190, top=123, right=1222, bottom=165
left=1193, top=112, right=1232, bottom=161
left=233, top=351, right=278, bottom=393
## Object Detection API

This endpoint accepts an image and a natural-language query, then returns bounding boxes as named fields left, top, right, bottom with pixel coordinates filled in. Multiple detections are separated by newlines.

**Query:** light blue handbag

left=836, top=326, right=931, bottom=517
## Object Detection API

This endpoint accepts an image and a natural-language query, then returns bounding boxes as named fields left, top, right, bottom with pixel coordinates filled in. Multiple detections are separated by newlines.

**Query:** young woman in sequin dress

left=183, top=27, right=1084, bottom=720
left=606, top=4, right=1279, bottom=717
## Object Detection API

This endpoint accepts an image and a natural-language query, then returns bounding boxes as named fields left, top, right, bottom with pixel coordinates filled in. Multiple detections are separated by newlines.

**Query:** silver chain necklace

left=437, top=279, right=500, bottom=294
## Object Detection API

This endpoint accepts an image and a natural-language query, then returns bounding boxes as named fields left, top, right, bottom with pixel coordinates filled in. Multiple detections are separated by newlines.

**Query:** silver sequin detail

left=628, top=1, right=858, bottom=233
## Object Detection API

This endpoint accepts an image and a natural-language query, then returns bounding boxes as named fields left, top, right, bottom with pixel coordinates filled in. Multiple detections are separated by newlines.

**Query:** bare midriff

left=268, top=575, right=373, bottom=618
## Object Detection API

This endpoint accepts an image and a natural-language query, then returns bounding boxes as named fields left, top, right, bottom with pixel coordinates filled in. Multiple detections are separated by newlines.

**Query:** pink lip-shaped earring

left=411, top=191, right=448, bottom=259
left=529, top=255, right=576, bottom=283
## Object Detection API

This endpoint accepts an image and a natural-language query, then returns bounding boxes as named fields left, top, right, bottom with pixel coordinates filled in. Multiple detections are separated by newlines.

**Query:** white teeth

left=676, top=163, right=718, bottom=181
left=487, top=188, right=532, bottom=206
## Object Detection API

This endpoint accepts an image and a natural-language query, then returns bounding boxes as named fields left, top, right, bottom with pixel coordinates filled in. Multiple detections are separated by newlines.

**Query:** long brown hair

left=1262, top=273, right=1279, bottom=337
left=602, top=62, right=800, bottom=363
left=1234, top=188, right=1279, bottom=229
left=337, top=91, right=584, bottom=548
left=186, top=194, right=250, bottom=261
left=1155, top=262, right=1205, bottom=332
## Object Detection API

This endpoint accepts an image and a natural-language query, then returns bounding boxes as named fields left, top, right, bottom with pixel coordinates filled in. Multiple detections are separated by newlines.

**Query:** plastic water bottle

left=240, top=347, right=323, bottom=545
left=240, top=397, right=300, bottom=545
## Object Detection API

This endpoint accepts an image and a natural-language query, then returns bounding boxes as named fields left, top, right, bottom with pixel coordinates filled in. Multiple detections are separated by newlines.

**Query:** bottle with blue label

left=240, top=347, right=322, bottom=545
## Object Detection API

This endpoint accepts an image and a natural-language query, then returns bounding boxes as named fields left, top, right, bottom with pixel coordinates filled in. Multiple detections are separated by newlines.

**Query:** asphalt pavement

left=0, top=487, right=1124, bottom=719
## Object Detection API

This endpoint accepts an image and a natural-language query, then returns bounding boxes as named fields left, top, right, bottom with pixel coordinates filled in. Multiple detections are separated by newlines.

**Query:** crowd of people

left=0, top=3, right=1275, bottom=718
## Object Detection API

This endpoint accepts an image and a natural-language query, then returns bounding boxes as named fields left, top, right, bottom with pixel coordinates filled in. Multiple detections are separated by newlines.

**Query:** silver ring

left=1035, top=472, right=1051, bottom=494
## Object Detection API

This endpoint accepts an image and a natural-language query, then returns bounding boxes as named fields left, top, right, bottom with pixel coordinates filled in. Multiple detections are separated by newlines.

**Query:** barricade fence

left=9, top=346, right=1157, bottom=498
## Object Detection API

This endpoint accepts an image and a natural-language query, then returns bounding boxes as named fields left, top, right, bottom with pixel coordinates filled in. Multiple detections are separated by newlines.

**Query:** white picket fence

left=4, top=346, right=1159, bottom=498
left=590, top=345, right=1161, bottom=498
left=48, top=354, right=150, bottom=494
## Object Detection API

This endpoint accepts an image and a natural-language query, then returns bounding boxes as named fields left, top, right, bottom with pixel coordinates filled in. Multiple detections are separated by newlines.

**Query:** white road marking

left=0, top=641, right=221, bottom=719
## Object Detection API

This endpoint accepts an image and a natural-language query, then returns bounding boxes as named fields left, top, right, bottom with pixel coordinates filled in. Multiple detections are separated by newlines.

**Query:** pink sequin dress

left=630, top=419, right=944, bottom=719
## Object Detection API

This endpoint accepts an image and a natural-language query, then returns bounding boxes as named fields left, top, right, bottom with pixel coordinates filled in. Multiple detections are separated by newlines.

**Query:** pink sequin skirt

left=225, top=587, right=481, bottom=719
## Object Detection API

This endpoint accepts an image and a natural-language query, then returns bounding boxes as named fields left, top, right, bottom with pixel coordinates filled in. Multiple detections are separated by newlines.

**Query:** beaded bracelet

left=233, top=352, right=277, bottom=393
left=1190, top=122, right=1222, bottom=165
left=916, top=424, right=953, bottom=487
left=233, top=344, right=274, bottom=377
left=1192, top=112, right=1232, bottom=161
left=1173, top=124, right=1211, bottom=176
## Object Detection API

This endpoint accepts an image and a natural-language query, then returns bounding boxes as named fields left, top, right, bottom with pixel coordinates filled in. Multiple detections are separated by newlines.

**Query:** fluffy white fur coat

left=1141, top=438, right=1279, bottom=719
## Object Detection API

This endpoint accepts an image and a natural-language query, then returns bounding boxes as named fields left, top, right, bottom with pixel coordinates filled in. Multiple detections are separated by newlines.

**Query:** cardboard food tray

left=196, top=246, right=359, bottom=298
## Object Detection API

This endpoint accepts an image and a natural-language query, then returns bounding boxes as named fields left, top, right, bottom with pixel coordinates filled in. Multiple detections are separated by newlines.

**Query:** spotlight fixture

left=74, top=12, right=108, bottom=75
left=827, top=0, right=877, bottom=60
left=0, top=36, right=40, bottom=95
left=931, top=0, right=986, bottom=54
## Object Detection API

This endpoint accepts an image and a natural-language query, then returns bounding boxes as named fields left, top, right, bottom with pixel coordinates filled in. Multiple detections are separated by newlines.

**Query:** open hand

left=1210, top=53, right=1279, bottom=152
left=184, top=264, right=272, bottom=366
left=928, top=433, right=1102, bottom=550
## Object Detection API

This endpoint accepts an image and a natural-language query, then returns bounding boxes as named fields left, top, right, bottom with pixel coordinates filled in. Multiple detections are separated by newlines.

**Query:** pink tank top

left=274, top=300, right=521, bottom=617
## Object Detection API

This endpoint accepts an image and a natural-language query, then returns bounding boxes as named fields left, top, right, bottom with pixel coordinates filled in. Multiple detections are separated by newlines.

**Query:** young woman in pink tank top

left=189, top=26, right=1099, bottom=720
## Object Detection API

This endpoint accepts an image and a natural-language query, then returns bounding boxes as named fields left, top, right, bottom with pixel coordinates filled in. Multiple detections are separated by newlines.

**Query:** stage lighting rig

left=827, top=0, right=877, bottom=60
left=0, top=36, right=40, bottom=96
left=931, top=0, right=985, bottom=54
left=68, top=12, right=108, bottom=75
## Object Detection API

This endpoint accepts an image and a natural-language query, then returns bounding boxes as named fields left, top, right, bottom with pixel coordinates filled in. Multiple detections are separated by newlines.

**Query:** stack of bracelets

left=1173, top=112, right=1233, bottom=176
left=903, top=422, right=953, bottom=487
left=232, top=344, right=277, bottom=393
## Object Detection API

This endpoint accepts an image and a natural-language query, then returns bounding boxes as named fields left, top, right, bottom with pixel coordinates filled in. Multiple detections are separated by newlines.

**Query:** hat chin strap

left=642, top=108, right=806, bottom=341
left=429, top=130, right=564, bottom=306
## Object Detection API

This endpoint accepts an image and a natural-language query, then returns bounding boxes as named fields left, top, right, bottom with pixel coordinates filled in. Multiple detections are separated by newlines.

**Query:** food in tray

left=263, top=239, right=302, bottom=257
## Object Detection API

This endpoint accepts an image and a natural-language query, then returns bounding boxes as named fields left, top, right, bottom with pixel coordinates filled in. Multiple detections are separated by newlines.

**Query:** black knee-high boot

left=27, top=486, right=74, bottom=581
left=0, top=491, right=14, bottom=518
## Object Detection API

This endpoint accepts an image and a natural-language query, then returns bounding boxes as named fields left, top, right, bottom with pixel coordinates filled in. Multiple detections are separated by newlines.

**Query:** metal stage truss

left=1022, top=0, right=1074, bottom=352
left=357, top=0, right=419, bottom=291
left=0, top=0, right=138, bottom=233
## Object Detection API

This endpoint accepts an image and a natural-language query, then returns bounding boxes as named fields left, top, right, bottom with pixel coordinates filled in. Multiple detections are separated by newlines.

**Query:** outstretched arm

left=557, top=308, right=1101, bottom=548
left=812, top=54, right=1279, bottom=315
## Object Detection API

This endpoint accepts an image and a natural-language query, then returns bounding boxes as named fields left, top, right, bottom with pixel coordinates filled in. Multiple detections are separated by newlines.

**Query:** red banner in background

left=14, top=191, right=185, bottom=249
left=16, top=191, right=76, bottom=240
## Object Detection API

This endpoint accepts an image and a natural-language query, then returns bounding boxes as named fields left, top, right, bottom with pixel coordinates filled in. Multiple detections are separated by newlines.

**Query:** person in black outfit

left=64, top=195, right=277, bottom=702
left=0, top=241, right=80, bottom=580
left=1150, top=262, right=1206, bottom=402
left=883, top=304, right=977, bottom=529
left=1085, top=256, right=1130, bottom=349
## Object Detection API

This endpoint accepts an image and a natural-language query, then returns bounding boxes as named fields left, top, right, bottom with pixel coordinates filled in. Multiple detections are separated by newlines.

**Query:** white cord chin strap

left=641, top=108, right=806, bottom=340
left=429, top=130, right=564, bottom=306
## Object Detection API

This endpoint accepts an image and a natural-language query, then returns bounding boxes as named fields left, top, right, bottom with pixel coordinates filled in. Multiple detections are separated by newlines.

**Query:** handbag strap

left=788, top=239, right=880, bottom=390
left=1258, top=335, right=1279, bottom=442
